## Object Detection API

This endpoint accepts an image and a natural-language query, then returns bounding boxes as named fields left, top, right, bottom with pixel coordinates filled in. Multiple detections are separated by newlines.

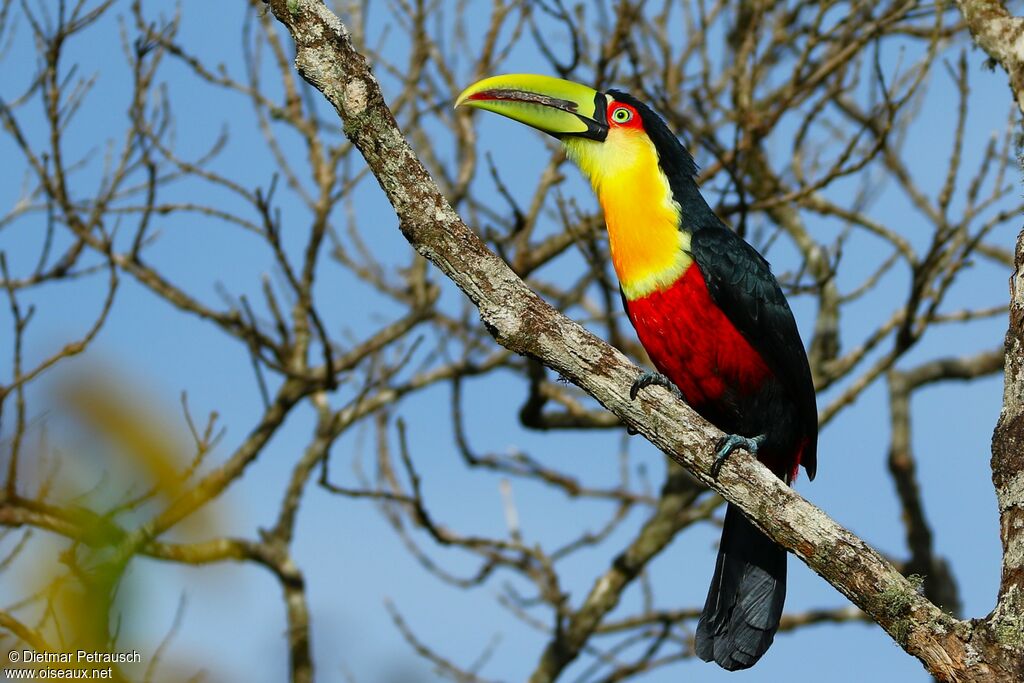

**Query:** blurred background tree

left=1, top=1, right=1022, bottom=681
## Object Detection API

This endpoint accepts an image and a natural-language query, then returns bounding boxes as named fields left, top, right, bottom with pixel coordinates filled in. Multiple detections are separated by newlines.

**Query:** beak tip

left=454, top=89, right=480, bottom=110
left=454, top=83, right=484, bottom=110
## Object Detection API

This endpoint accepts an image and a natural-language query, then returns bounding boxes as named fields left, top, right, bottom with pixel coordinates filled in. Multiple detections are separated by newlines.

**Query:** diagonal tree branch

left=263, top=1, right=1022, bottom=679
left=953, top=1, right=1024, bottom=117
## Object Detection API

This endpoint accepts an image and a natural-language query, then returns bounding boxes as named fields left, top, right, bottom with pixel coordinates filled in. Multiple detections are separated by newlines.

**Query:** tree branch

left=991, top=228, right=1024, bottom=658
left=953, top=0, right=1024, bottom=117
left=263, top=1, right=1017, bottom=679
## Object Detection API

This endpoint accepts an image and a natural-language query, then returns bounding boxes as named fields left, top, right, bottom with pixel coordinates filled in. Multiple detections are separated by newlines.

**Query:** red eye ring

left=610, top=105, right=634, bottom=124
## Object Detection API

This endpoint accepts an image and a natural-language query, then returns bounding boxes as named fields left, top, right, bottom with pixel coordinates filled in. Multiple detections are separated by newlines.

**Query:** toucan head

left=457, top=74, right=706, bottom=297
left=455, top=74, right=697, bottom=190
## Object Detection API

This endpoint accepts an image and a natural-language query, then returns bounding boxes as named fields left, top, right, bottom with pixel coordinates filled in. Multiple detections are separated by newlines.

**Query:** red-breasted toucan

left=457, top=74, right=818, bottom=671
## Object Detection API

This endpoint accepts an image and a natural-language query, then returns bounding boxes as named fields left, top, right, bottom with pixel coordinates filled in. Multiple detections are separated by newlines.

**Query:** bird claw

left=630, top=371, right=682, bottom=401
left=711, top=433, right=766, bottom=478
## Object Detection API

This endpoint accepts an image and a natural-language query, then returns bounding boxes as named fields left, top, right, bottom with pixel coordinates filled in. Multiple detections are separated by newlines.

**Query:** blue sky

left=0, top=2, right=1019, bottom=682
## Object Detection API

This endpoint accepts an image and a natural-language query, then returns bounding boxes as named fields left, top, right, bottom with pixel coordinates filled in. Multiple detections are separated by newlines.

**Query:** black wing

left=690, top=227, right=818, bottom=479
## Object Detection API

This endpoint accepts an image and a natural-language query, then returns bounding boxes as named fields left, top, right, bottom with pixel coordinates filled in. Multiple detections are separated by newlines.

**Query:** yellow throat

left=564, top=127, right=692, bottom=300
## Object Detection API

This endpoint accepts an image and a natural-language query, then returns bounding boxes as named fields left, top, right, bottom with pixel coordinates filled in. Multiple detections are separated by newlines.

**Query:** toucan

left=456, top=74, right=818, bottom=671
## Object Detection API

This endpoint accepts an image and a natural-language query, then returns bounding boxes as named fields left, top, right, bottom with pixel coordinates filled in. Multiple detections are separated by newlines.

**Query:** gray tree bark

left=264, top=1, right=1024, bottom=679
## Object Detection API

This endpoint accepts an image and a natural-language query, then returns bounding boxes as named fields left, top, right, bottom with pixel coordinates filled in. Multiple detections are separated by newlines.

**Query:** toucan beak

left=455, top=74, right=608, bottom=141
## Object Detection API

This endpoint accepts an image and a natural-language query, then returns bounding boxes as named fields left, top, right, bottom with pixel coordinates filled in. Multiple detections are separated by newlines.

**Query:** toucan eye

left=611, top=106, right=633, bottom=124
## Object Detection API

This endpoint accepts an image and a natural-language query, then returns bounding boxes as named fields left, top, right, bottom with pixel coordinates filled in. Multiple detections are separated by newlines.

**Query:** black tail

left=695, top=503, right=786, bottom=670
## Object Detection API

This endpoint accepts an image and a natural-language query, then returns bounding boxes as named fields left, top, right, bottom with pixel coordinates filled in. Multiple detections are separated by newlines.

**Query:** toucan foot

left=630, top=371, right=682, bottom=401
left=711, top=433, right=766, bottom=478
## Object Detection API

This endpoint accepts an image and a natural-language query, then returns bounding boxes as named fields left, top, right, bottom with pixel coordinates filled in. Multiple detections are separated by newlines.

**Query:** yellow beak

left=455, top=74, right=608, bottom=141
